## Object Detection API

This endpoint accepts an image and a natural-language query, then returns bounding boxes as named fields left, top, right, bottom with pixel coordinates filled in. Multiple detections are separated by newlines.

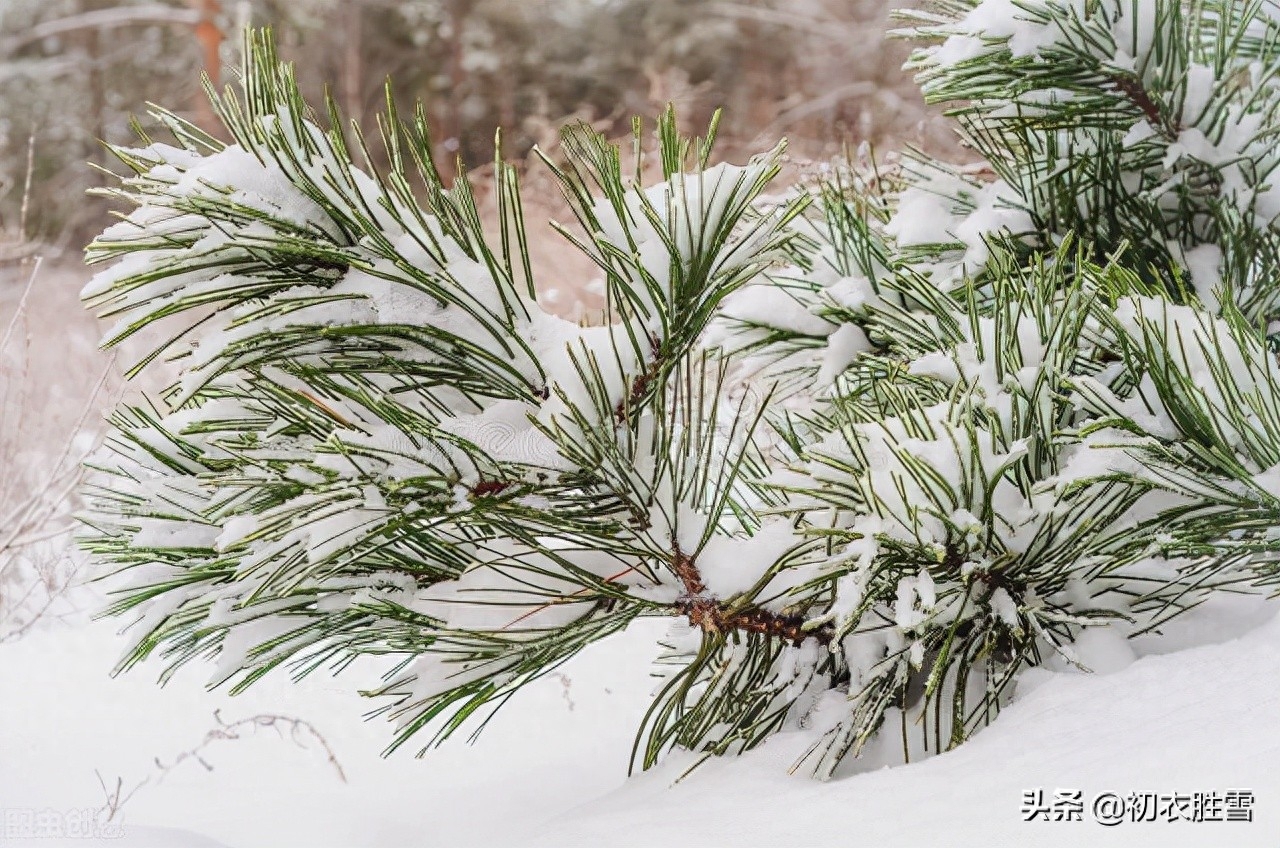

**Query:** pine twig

left=671, top=545, right=832, bottom=647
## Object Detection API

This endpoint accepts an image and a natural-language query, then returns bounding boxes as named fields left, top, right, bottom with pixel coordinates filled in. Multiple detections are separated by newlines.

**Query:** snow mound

left=2, top=598, right=1276, bottom=847
left=529, top=605, right=1280, bottom=848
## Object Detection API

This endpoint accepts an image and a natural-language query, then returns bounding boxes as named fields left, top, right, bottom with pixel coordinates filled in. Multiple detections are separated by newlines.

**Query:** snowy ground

left=0, top=600, right=669, bottom=848
left=3, top=582, right=1277, bottom=848
left=3, top=260, right=1279, bottom=848
left=530, top=596, right=1280, bottom=848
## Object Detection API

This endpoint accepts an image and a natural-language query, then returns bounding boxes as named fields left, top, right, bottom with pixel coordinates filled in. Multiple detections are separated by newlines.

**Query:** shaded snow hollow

left=0, top=594, right=1276, bottom=847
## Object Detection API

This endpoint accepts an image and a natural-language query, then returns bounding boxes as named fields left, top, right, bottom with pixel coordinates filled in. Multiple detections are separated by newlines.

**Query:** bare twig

left=96, top=710, right=348, bottom=824
left=2, top=6, right=201, bottom=54
left=0, top=257, right=119, bottom=639
left=18, top=132, right=34, bottom=245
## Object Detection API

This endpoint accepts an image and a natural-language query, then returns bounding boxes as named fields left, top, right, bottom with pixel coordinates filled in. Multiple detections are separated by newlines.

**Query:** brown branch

left=614, top=334, right=664, bottom=423
left=672, top=545, right=706, bottom=595
left=469, top=479, right=513, bottom=499
left=1111, top=74, right=1178, bottom=139
left=672, top=545, right=832, bottom=647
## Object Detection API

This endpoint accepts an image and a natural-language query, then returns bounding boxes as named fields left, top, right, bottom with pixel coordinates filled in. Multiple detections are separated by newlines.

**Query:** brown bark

left=672, top=545, right=833, bottom=647
left=1111, top=74, right=1177, bottom=139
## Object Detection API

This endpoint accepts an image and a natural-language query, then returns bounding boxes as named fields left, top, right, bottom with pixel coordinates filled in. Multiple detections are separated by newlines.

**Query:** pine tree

left=82, top=4, right=1280, bottom=781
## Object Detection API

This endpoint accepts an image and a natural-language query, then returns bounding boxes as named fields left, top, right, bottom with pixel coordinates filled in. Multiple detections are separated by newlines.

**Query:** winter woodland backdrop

left=0, top=0, right=939, bottom=670
left=0, top=0, right=946, bottom=250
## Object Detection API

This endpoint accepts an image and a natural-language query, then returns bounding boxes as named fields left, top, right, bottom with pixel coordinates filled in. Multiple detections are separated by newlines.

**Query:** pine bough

left=81, top=5, right=1280, bottom=779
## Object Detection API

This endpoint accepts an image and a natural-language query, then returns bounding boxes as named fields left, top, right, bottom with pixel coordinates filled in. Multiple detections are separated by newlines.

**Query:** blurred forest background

left=0, top=1, right=951, bottom=637
left=0, top=0, right=949, bottom=254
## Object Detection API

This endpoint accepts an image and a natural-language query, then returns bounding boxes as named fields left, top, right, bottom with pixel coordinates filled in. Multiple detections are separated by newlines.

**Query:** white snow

left=435, top=400, right=567, bottom=469
left=714, top=284, right=835, bottom=337
left=526, top=603, right=1280, bottom=848
left=1181, top=242, right=1224, bottom=311
left=884, top=169, right=1033, bottom=285
left=697, top=519, right=798, bottom=600
left=0, top=608, right=668, bottom=848
left=1, top=553, right=1276, bottom=848
left=926, top=0, right=1059, bottom=67
left=815, top=322, right=871, bottom=386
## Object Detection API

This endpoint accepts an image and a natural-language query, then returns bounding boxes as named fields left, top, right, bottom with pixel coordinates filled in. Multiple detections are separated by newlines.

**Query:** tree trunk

left=192, top=0, right=223, bottom=136
left=342, top=3, right=363, bottom=123
left=438, top=0, right=472, bottom=184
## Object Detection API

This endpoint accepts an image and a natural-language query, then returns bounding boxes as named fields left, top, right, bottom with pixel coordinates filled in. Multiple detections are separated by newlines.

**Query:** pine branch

left=78, top=10, right=1280, bottom=783
left=1110, top=73, right=1178, bottom=139
left=672, top=543, right=833, bottom=646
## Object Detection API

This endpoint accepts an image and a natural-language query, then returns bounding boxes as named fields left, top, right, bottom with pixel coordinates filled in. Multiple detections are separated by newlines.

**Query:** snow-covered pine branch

left=901, top=0, right=1280, bottom=318
left=696, top=0, right=1280, bottom=776
left=81, top=29, right=809, bottom=762
left=81, top=9, right=1280, bottom=781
